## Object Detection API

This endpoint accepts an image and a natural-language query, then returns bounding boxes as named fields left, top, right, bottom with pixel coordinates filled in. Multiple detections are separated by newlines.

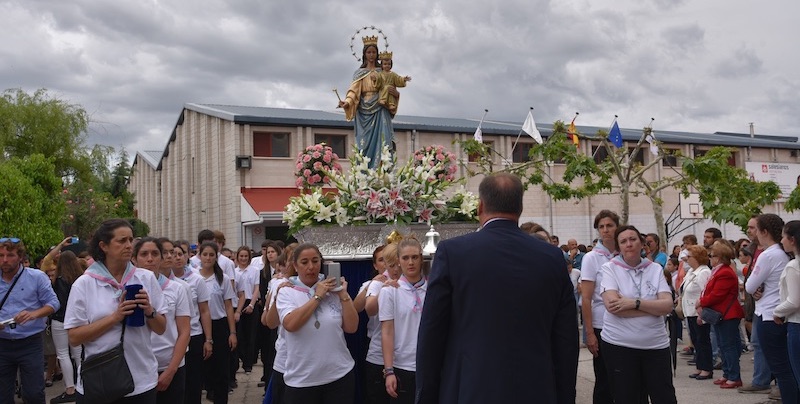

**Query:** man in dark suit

left=415, top=173, right=578, bottom=404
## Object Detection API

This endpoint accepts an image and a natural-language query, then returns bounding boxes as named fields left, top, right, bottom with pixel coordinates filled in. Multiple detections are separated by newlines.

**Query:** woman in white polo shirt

left=233, top=246, right=259, bottom=374
left=379, top=237, right=426, bottom=403
left=171, top=241, right=213, bottom=404
left=276, top=243, right=359, bottom=404
left=776, top=220, right=800, bottom=395
left=198, top=241, right=237, bottom=404
left=746, top=213, right=796, bottom=403
left=600, top=225, right=677, bottom=404
left=65, top=218, right=167, bottom=404
left=132, top=238, right=191, bottom=404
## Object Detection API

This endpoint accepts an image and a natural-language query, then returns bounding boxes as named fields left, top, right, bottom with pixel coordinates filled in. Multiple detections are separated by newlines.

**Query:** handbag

left=675, top=297, right=685, bottom=320
left=80, top=320, right=135, bottom=403
left=699, top=292, right=737, bottom=325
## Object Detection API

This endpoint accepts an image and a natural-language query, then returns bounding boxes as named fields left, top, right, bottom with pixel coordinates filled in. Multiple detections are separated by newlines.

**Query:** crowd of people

left=4, top=172, right=800, bottom=404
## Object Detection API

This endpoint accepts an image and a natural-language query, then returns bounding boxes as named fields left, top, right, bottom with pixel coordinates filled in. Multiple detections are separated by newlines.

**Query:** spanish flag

left=568, top=119, right=579, bottom=147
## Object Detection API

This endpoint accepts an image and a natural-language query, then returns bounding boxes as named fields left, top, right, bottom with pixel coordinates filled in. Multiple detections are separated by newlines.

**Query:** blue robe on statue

left=343, top=68, right=394, bottom=168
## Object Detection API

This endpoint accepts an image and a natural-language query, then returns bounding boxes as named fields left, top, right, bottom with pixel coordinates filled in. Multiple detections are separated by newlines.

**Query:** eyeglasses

left=0, top=237, right=21, bottom=244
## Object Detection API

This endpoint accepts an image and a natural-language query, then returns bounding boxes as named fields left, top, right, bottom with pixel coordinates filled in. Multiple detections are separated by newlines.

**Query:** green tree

left=0, top=154, right=65, bottom=258
left=0, top=88, right=91, bottom=181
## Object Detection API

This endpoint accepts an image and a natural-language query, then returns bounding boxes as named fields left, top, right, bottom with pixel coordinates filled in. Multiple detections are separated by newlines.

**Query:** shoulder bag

left=80, top=320, right=135, bottom=403
left=699, top=291, right=737, bottom=325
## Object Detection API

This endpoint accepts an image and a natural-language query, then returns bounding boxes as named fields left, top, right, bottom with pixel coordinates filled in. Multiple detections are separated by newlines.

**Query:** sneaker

left=738, top=383, right=771, bottom=394
left=50, top=392, right=77, bottom=404
left=769, top=386, right=782, bottom=400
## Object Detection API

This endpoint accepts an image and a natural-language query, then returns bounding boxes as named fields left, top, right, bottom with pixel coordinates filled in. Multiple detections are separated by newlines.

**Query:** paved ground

left=29, top=338, right=780, bottom=404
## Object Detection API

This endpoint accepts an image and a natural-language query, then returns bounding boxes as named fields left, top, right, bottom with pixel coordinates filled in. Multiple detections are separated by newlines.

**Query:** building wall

left=130, top=109, right=800, bottom=249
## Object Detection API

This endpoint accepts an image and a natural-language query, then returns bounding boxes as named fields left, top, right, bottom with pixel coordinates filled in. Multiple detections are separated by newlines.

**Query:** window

left=253, top=132, right=290, bottom=157
left=314, top=134, right=347, bottom=158
left=628, top=147, right=645, bottom=166
left=512, top=143, right=535, bottom=163
left=468, top=141, right=494, bottom=162
left=592, top=146, right=610, bottom=164
left=694, top=148, right=736, bottom=167
left=662, top=149, right=680, bottom=167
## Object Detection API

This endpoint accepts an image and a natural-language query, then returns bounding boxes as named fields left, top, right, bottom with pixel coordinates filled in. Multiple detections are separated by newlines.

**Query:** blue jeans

left=714, top=319, right=742, bottom=381
left=787, top=323, right=800, bottom=390
left=758, top=318, right=798, bottom=403
left=751, top=316, right=773, bottom=387
left=0, top=333, right=45, bottom=404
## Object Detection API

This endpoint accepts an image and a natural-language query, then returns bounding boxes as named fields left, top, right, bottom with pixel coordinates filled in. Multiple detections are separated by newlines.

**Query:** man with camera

left=0, top=237, right=60, bottom=404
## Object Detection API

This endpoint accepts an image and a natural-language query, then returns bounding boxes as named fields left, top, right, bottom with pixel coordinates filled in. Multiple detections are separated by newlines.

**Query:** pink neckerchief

left=157, top=273, right=170, bottom=291
left=399, top=275, right=426, bottom=313
left=85, top=261, right=137, bottom=298
left=609, top=255, right=652, bottom=272
left=592, top=241, right=617, bottom=260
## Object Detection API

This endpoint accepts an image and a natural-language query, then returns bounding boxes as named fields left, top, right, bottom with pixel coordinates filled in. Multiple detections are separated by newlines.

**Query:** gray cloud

left=1, top=0, right=798, bottom=159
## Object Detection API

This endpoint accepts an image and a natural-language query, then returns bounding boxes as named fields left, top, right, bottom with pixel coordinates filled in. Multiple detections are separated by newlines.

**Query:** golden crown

left=362, top=35, right=379, bottom=46
left=378, top=51, right=393, bottom=60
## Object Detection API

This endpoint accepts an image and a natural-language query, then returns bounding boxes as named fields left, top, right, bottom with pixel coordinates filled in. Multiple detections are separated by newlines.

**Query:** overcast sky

left=2, top=0, right=798, bottom=158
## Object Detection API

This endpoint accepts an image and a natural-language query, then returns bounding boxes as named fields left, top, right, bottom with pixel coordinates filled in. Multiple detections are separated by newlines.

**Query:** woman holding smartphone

left=379, top=237, right=426, bottom=403
left=276, top=243, right=358, bottom=404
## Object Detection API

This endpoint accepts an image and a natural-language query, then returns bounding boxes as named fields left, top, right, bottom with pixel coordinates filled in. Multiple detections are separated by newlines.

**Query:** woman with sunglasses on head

left=132, top=238, right=191, bottom=403
left=698, top=240, right=745, bottom=389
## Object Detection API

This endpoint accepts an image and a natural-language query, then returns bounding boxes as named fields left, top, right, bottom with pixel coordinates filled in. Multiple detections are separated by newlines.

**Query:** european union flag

left=608, top=121, right=623, bottom=148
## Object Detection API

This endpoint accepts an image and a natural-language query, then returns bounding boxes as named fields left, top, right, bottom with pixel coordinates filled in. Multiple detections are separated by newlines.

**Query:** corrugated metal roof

left=135, top=150, right=162, bottom=170
left=186, top=103, right=799, bottom=150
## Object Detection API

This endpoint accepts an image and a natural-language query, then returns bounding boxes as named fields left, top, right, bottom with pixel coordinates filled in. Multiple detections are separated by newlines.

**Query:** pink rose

left=310, top=174, right=322, bottom=184
left=323, top=176, right=330, bottom=184
left=304, top=169, right=312, bottom=178
left=303, top=155, right=312, bottom=163
left=296, top=163, right=303, bottom=170
left=323, top=154, right=332, bottom=163
left=312, top=151, right=321, bottom=159
left=314, top=144, right=323, bottom=151
left=436, top=153, right=445, bottom=161
left=295, top=178, right=304, bottom=188
left=313, top=161, right=323, bottom=170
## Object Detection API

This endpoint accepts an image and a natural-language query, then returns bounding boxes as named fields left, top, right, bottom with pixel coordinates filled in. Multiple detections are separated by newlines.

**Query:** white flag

left=646, top=132, right=658, bottom=156
left=522, top=111, right=542, bottom=144
left=473, top=126, right=483, bottom=142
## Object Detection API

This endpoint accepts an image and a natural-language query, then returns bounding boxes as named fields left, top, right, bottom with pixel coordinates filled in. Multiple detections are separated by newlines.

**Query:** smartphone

left=325, top=262, right=341, bottom=288
left=71, top=236, right=79, bottom=244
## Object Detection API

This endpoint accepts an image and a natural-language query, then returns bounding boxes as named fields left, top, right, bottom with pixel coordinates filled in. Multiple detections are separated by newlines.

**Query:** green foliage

left=681, top=147, right=780, bottom=231
left=0, top=155, right=65, bottom=258
left=786, top=188, right=800, bottom=212
left=0, top=88, right=91, bottom=180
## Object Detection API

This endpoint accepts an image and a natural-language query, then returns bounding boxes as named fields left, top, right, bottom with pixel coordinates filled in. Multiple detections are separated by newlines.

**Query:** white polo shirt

left=745, top=243, right=790, bottom=320
left=365, top=280, right=388, bottom=365
left=600, top=257, right=671, bottom=350
left=267, top=277, right=289, bottom=374
left=174, top=269, right=210, bottom=336
left=152, top=277, right=191, bottom=371
left=378, top=279, right=427, bottom=372
left=203, top=274, right=235, bottom=320
left=64, top=268, right=165, bottom=397
left=580, top=244, right=614, bottom=329
left=189, top=254, right=236, bottom=280
left=235, top=265, right=260, bottom=301
left=277, top=286, right=355, bottom=388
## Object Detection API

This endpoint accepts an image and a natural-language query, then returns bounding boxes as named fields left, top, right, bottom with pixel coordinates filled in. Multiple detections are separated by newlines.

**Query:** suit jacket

left=415, top=219, right=578, bottom=404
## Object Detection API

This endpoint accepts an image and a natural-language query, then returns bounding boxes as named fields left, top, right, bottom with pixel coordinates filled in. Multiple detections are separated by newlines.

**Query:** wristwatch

left=635, top=299, right=641, bottom=310
left=145, top=310, right=157, bottom=319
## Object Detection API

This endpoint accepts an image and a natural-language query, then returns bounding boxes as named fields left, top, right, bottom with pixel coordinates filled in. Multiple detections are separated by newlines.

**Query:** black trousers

left=157, top=366, right=186, bottom=404
left=390, top=368, right=415, bottom=404
left=77, top=388, right=156, bottom=404
left=184, top=334, right=204, bottom=404
left=602, top=341, right=677, bottom=404
left=270, top=371, right=286, bottom=404
left=238, top=299, right=255, bottom=370
left=284, top=368, right=354, bottom=404
left=591, top=328, right=614, bottom=404
left=205, top=318, right=230, bottom=404
left=363, top=362, right=391, bottom=404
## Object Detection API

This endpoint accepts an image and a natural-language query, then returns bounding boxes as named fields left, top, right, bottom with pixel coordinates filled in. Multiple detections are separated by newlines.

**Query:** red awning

left=240, top=187, right=339, bottom=214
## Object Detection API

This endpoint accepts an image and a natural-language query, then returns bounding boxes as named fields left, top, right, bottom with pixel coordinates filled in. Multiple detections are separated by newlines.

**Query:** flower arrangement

left=284, top=144, right=479, bottom=235
left=294, top=144, right=342, bottom=188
